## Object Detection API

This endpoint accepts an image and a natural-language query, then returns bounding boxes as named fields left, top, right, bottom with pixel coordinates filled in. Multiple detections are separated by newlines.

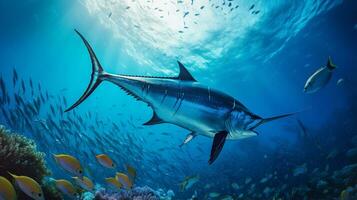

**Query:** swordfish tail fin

left=65, top=30, right=105, bottom=112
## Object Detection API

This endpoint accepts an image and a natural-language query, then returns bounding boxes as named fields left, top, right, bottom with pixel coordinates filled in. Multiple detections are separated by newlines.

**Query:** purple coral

left=95, top=186, right=160, bottom=200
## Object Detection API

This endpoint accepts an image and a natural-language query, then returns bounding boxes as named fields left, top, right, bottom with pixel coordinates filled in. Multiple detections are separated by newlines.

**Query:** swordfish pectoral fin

left=65, top=30, right=106, bottom=112
left=208, top=130, right=228, bottom=165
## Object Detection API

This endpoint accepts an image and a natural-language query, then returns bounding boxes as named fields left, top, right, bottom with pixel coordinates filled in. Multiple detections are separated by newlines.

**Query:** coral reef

left=0, top=125, right=62, bottom=200
left=82, top=191, right=95, bottom=200
left=94, top=186, right=163, bottom=200
left=156, top=188, right=175, bottom=200
left=42, top=177, right=65, bottom=200
left=339, top=185, right=357, bottom=200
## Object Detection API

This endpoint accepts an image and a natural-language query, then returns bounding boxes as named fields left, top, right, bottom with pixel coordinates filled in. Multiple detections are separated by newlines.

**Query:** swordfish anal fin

left=208, top=130, right=228, bottom=165
left=65, top=30, right=106, bottom=112
left=143, top=111, right=164, bottom=125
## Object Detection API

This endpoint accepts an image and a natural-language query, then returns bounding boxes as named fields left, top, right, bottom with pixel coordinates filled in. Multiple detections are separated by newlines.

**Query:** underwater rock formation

left=94, top=186, right=173, bottom=200
left=0, top=125, right=62, bottom=200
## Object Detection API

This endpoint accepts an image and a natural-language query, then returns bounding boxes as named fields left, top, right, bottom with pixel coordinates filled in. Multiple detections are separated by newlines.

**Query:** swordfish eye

left=38, top=192, right=45, bottom=200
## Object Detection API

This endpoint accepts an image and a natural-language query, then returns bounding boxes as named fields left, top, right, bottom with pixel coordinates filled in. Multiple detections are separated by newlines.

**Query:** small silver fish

left=304, top=57, right=336, bottom=93
left=337, top=78, right=344, bottom=86
left=179, top=175, right=199, bottom=191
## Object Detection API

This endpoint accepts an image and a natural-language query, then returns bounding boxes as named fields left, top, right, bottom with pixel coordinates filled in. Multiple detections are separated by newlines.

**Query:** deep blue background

left=0, top=0, right=356, bottom=199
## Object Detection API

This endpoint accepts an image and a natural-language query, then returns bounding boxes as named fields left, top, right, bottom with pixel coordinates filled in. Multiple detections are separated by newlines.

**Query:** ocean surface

left=1, top=0, right=357, bottom=199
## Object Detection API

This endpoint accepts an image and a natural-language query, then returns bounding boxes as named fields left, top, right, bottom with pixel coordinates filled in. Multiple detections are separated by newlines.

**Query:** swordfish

left=66, top=30, right=296, bottom=164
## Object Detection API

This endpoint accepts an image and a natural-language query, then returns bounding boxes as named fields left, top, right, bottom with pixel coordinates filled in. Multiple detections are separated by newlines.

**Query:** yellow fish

left=53, top=154, right=83, bottom=177
left=105, top=177, right=122, bottom=190
left=72, top=176, right=94, bottom=191
left=126, top=164, right=136, bottom=181
left=340, top=189, right=350, bottom=200
left=96, top=154, right=115, bottom=168
left=8, top=173, right=44, bottom=200
left=0, top=176, right=16, bottom=200
left=54, top=179, right=76, bottom=198
left=115, top=172, right=132, bottom=189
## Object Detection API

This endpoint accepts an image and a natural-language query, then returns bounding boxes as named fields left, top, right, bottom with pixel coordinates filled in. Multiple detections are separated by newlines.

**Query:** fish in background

left=296, top=119, right=308, bottom=139
left=179, top=175, right=199, bottom=191
left=189, top=190, right=198, bottom=200
left=337, top=78, right=344, bottom=86
left=304, top=57, right=337, bottom=93
left=12, top=68, right=18, bottom=87
left=116, top=172, right=133, bottom=189
left=53, top=154, right=84, bottom=178
left=0, top=176, right=17, bottom=200
left=96, top=154, right=116, bottom=168
left=293, top=163, right=308, bottom=176
left=208, top=192, right=220, bottom=198
left=105, top=177, right=123, bottom=190
left=296, top=119, right=323, bottom=151
left=126, top=164, right=137, bottom=181
left=72, top=176, right=94, bottom=191
left=8, top=173, right=44, bottom=200
left=54, top=179, right=77, bottom=198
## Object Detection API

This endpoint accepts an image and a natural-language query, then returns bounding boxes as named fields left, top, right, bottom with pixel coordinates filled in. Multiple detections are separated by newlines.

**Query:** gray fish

left=13, top=68, right=18, bottom=86
left=304, top=57, right=336, bottom=93
left=179, top=175, right=199, bottom=191
left=296, top=119, right=307, bottom=138
left=336, top=78, right=344, bottom=86
left=65, top=30, right=297, bottom=164
left=21, top=79, right=26, bottom=93
left=0, top=76, right=7, bottom=97
left=293, top=163, right=307, bottom=176
left=1, top=107, right=12, bottom=126
left=29, top=78, right=33, bottom=90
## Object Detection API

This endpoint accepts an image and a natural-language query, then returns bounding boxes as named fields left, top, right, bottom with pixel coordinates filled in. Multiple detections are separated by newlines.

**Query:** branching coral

left=94, top=186, right=160, bottom=200
left=0, top=125, right=62, bottom=200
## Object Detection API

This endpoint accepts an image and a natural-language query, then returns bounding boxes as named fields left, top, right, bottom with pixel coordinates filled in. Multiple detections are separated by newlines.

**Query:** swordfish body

left=66, top=30, right=296, bottom=164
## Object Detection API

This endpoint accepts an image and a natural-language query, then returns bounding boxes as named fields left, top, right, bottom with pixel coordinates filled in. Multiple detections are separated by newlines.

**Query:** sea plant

left=0, top=125, right=62, bottom=199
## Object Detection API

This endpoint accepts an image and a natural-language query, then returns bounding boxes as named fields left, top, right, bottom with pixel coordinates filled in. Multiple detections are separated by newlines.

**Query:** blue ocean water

left=0, top=0, right=357, bottom=199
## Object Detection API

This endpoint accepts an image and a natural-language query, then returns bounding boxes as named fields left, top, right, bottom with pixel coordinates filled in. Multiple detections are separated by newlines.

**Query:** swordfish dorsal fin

left=143, top=111, right=164, bottom=125
left=177, top=61, right=196, bottom=82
